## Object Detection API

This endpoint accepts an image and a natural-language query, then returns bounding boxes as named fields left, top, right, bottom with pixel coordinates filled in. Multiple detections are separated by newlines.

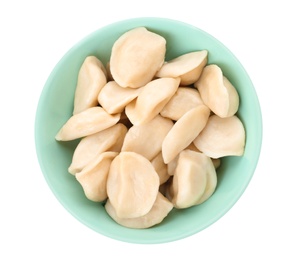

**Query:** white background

left=1, top=0, right=290, bottom=259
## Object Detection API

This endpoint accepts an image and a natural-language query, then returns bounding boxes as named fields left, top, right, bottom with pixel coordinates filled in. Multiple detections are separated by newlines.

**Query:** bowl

left=35, top=17, right=262, bottom=244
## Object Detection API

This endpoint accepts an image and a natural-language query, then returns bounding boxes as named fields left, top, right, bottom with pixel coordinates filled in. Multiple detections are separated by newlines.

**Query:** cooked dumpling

left=195, top=158, right=218, bottom=205
left=68, top=123, right=127, bottom=174
left=125, top=77, right=180, bottom=125
left=195, top=64, right=239, bottom=118
left=110, top=27, right=166, bottom=88
left=194, top=115, right=245, bottom=158
left=151, top=152, right=171, bottom=185
left=167, top=143, right=201, bottom=176
left=55, top=107, right=120, bottom=141
left=156, top=50, right=208, bottom=85
left=169, top=150, right=217, bottom=208
left=121, top=115, right=173, bottom=161
left=160, top=87, right=204, bottom=121
left=107, top=152, right=159, bottom=218
left=75, top=152, right=118, bottom=202
left=98, top=81, right=142, bottom=114
left=105, top=192, right=173, bottom=229
left=162, top=105, right=210, bottom=163
left=73, top=56, right=107, bottom=115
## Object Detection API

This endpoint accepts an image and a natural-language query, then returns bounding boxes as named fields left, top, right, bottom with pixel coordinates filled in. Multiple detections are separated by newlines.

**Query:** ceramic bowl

left=35, top=17, right=262, bottom=244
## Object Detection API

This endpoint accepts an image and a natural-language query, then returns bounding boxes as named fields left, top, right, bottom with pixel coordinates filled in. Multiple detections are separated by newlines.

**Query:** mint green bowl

left=35, top=17, right=262, bottom=244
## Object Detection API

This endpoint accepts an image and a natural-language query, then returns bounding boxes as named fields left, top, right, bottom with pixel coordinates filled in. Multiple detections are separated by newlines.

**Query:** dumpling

left=107, top=152, right=159, bottom=218
left=75, top=152, right=118, bottom=202
left=194, top=115, right=246, bottom=158
left=110, top=27, right=166, bottom=88
left=156, top=50, right=208, bottom=85
left=105, top=192, right=173, bottom=229
left=55, top=107, right=120, bottom=141
left=73, top=56, right=107, bottom=115
left=121, top=115, right=173, bottom=161
left=98, top=81, right=142, bottom=114
left=125, top=77, right=180, bottom=125
left=195, top=64, right=239, bottom=118
left=162, top=105, right=210, bottom=163
left=160, top=87, right=204, bottom=121
left=151, top=152, right=171, bottom=185
left=68, top=123, right=127, bottom=174
left=169, top=150, right=216, bottom=208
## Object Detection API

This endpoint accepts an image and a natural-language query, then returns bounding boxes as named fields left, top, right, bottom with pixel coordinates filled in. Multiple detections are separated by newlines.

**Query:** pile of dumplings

left=55, top=27, right=246, bottom=229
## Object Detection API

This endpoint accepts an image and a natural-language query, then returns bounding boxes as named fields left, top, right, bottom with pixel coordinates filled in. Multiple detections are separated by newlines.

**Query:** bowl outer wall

left=35, top=17, right=262, bottom=244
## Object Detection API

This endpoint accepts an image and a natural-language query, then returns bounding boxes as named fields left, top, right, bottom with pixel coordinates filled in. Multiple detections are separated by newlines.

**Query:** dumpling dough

left=110, top=27, right=166, bottom=88
left=151, top=152, right=171, bottom=185
left=195, top=64, right=239, bottom=118
left=156, top=50, right=208, bottom=85
left=73, top=56, right=107, bottom=115
left=55, top=107, right=120, bottom=141
left=68, top=123, right=127, bottom=174
left=107, top=152, right=159, bottom=218
left=162, top=105, right=210, bottom=163
left=75, top=152, right=118, bottom=202
left=194, top=115, right=245, bottom=158
left=105, top=192, right=173, bottom=229
left=160, top=87, right=204, bottom=121
left=169, top=150, right=217, bottom=208
left=98, top=81, right=142, bottom=114
left=121, top=115, right=173, bottom=161
left=125, top=77, right=180, bottom=125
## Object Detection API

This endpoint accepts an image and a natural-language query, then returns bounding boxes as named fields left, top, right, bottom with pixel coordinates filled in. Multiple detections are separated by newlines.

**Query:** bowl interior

left=35, top=17, right=262, bottom=244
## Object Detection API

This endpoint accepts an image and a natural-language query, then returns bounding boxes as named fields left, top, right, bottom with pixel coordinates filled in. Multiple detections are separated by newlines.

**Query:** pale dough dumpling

left=107, top=152, right=159, bottom=218
left=194, top=115, right=245, bottom=158
left=73, top=56, right=107, bottom=115
left=68, top=123, right=127, bottom=174
left=125, top=77, right=180, bottom=125
left=55, top=107, right=121, bottom=141
left=105, top=192, right=173, bottom=229
left=75, top=152, right=118, bottom=202
left=187, top=141, right=222, bottom=170
left=170, top=150, right=214, bottom=208
left=110, top=27, right=166, bottom=88
left=121, top=115, right=173, bottom=161
left=167, top=143, right=201, bottom=176
left=195, top=64, right=239, bottom=118
left=195, top=156, right=218, bottom=205
left=162, top=105, right=210, bottom=164
left=160, top=87, right=204, bottom=121
left=151, top=152, right=171, bottom=185
left=98, top=81, right=142, bottom=114
left=156, top=50, right=208, bottom=85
